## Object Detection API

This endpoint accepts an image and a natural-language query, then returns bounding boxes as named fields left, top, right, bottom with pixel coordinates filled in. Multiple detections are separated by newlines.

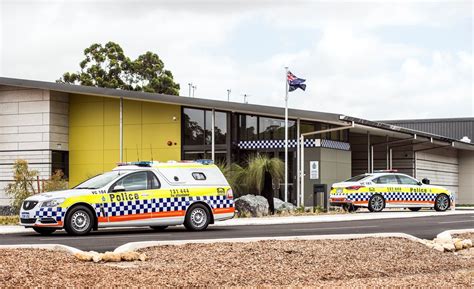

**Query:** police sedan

left=329, top=171, right=452, bottom=212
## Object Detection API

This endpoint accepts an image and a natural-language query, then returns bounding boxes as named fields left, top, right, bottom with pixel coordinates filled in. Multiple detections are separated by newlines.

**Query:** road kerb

left=1, top=228, right=473, bottom=255
left=113, top=232, right=424, bottom=253
left=0, top=243, right=81, bottom=254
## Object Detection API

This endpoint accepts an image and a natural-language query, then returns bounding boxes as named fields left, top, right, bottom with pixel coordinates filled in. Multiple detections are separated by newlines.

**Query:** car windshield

left=344, top=174, right=370, bottom=182
left=74, top=171, right=127, bottom=189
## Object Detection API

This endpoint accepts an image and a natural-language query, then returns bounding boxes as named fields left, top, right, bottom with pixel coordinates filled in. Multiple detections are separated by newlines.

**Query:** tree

left=57, top=41, right=180, bottom=95
left=5, top=160, right=38, bottom=213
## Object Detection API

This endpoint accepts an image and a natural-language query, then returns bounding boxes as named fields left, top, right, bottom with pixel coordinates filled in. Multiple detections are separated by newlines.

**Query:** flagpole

left=284, top=67, right=289, bottom=203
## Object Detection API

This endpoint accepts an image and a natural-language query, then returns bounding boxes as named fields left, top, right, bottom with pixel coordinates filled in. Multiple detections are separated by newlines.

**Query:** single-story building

left=0, top=77, right=473, bottom=208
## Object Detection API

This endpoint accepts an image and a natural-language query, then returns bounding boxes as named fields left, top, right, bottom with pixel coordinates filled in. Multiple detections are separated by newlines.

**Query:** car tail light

left=226, top=188, right=233, bottom=199
left=346, top=185, right=364, bottom=190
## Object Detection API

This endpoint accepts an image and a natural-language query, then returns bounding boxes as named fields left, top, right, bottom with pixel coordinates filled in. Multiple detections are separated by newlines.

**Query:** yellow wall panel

left=69, top=101, right=104, bottom=127
left=142, top=124, right=180, bottom=149
left=142, top=102, right=180, bottom=124
left=103, top=99, right=120, bottom=125
left=104, top=149, right=120, bottom=164
left=69, top=126, right=104, bottom=150
left=69, top=94, right=181, bottom=186
left=103, top=125, right=119, bottom=150
left=123, top=100, right=142, bottom=125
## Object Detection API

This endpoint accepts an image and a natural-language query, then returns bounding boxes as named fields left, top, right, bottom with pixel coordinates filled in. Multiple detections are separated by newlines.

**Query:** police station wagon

left=329, top=170, right=453, bottom=212
left=19, top=161, right=235, bottom=235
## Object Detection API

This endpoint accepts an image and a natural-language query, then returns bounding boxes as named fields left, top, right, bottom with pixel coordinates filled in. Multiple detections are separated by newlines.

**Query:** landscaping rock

left=235, top=195, right=269, bottom=217
left=454, top=240, right=464, bottom=251
left=273, top=198, right=296, bottom=213
left=102, top=252, right=122, bottom=262
left=461, top=239, right=472, bottom=249
left=435, top=232, right=453, bottom=244
left=442, top=243, right=456, bottom=252
left=433, top=244, right=445, bottom=252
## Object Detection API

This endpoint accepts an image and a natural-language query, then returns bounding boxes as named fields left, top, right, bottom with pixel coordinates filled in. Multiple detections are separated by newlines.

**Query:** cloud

left=0, top=0, right=472, bottom=120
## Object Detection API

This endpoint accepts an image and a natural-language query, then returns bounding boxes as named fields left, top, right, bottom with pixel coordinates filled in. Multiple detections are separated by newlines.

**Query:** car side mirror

left=417, top=181, right=423, bottom=186
left=112, top=185, right=125, bottom=192
left=421, top=178, right=430, bottom=185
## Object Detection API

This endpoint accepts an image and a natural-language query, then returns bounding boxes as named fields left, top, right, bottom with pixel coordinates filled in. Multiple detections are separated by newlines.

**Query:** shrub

left=43, top=170, right=68, bottom=192
left=5, top=160, right=38, bottom=213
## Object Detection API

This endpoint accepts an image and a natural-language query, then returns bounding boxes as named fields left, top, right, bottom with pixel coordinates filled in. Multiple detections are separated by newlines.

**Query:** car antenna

left=136, top=144, right=140, bottom=162
left=150, top=144, right=153, bottom=162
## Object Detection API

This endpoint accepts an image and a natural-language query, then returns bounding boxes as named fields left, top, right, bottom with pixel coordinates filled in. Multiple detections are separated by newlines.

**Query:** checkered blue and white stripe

left=237, top=139, right=350, bottom=151
left=35, top=207, right=65, bottom=221
left=346, top=192, right=437, bottom=203
left=93, top=195, right=233, bottom=217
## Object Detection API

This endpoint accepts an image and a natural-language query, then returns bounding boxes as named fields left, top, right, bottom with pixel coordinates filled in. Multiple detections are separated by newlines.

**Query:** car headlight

left=41, top=198, right=65, bottom=207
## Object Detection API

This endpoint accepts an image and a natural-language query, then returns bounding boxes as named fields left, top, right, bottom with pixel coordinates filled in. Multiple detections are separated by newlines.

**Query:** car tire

left=184, top=203, right=211, bottom=231
left=64, top=205, right=94, bottom=236
left=434, top=194, right=450, bottom=212
left=368, top=194, right=385, bottom=212
left=150, top=226, right=168, bottom=231
left=33, top=227, right=56, bottom=235
left=342, top=204, right=359, bottom=212
left=408, top=207, right=422, bottom=212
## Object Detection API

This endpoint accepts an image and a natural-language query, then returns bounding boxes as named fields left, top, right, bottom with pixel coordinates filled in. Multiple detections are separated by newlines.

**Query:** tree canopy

left=57, top=41, right=180, bottom=95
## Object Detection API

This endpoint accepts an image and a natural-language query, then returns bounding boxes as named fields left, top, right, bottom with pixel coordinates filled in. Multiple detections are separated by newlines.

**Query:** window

left=258, top=117, right=295, bottom=140
left=373, top=175, right=399, bottom=185
left=239, top=115, right=258, bottom=140
left=184, top=108, right=227, bottom=145
left=183, top=108, right=205, bottom=145
left=205, top=111, right=227, bottom=145
left=192, top=172, right=206, bottom=180
left=114, top=172, right=148, bottom=192
left=75, top=171, right=123, bottom=189
left=397, top=175, right=419, bottom=185
left=52, top=151, right=69, bottom=179
left=345, top=175, right=369, bottom=182
left=148, top=172, right=161, bottom=189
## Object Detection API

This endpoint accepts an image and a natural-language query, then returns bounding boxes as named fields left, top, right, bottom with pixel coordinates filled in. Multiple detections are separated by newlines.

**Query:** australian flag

left=287, top=71, right=306, bottom=92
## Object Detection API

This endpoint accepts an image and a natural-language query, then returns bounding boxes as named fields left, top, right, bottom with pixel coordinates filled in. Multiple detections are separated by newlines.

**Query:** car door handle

left=141, top=193, right=149, bottom=197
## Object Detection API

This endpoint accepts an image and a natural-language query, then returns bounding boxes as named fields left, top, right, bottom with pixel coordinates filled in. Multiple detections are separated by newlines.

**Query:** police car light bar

left=117, top=161, right=153, bottom=167
left=195, top=159, right=214, bottom=165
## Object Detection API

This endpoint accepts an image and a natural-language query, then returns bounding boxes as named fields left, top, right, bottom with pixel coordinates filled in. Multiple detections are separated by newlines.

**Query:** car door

left=396, top=175, right=427, bottom=206
left=371, top=174, right=400, bottom=206
left=106, top=171, right=154, bottom=223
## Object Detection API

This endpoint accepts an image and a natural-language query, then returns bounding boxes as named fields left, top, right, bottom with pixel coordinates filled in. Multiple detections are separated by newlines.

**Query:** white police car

left=20, top=160, right=235, bottom=235
left=329, top=170, right=452, bottom=212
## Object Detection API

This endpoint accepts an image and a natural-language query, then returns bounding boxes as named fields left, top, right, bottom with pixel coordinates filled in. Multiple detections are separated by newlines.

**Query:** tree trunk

left=262, top=171, right=274, bottom=214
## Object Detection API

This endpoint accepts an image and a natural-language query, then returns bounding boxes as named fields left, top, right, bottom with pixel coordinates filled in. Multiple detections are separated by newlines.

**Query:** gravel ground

left=1, top=238, right=473, bottom=287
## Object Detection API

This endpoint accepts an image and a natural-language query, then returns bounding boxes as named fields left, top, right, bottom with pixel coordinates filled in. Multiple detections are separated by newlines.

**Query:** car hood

left=25, top=189, right=92, bottom=202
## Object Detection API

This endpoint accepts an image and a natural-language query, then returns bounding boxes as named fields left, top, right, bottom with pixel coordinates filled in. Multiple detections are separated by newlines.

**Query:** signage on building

left=310, top=161, right=319, bottom=180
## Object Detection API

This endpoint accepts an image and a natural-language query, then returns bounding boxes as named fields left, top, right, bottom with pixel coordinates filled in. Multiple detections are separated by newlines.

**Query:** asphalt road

left=1, top=213, right=473, bottom=252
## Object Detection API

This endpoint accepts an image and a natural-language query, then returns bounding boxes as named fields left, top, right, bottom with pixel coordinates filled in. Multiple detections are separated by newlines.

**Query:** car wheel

left=64, top=205, right=94, bottom=236
left=184, top=203, right=211, bottom=231
left=408, top=207, right=421, bottom=212
left=33, top=227, right=56, bottom=235
left=434, top=194, right=450, bottom=212
left=368, top=194, right=385, bottom=212
left=342, top=204, right=359, bottom=212
left=150, top=226, right=168, bottom=231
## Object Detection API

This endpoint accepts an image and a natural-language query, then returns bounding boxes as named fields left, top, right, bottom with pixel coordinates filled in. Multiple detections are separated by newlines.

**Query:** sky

left=0, top=0, right=472, bottom=120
